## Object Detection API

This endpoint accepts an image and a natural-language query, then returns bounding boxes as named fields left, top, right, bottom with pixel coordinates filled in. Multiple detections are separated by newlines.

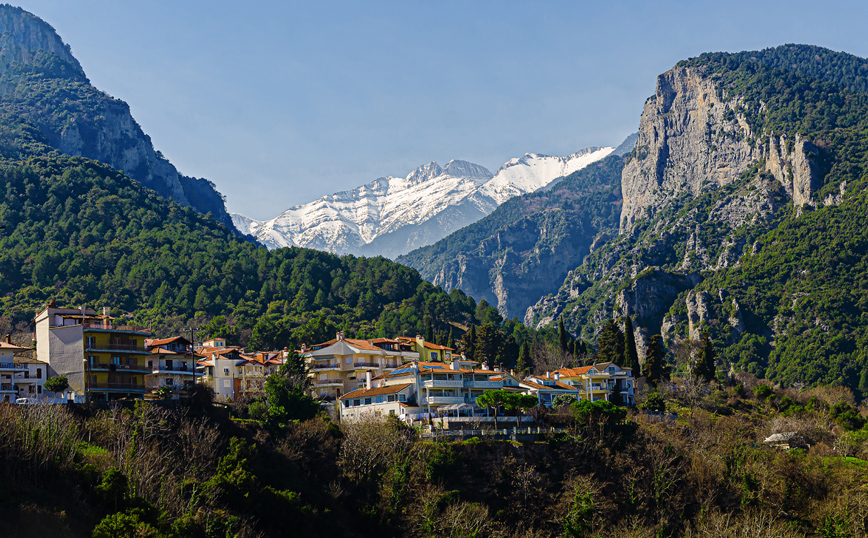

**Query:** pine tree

left=475, top=323, right=502, bottom=366
left=643, top=334, right=668, bottom=386
left=559, top=318, right=569, bottom=353
left=623, top=316, right=639, bottom=371
left=597, top=319, right=625, bottom=364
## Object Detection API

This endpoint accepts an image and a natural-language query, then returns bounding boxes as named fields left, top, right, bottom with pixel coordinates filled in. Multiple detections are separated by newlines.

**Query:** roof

left=14, top=357, right=44, bottom=365
left=148, top=336, right=190, bottom=347
left=521, top=378, right=578, bottom=392
left=395, top=336, right=454, bottom=351
left=0, top=341, right=31, bottom=351
left=339, top=383, right=412, bottom=400
left=308, top=337, right=384, bottom=352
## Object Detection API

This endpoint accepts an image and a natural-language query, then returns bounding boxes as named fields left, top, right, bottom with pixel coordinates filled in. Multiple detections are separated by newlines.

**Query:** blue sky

left=12, top=1, right=868, bottom=219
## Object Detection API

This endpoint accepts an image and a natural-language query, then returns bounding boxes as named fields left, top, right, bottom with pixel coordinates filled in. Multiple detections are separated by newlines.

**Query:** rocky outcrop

left=686, top=290, right=712, bottom=340
left=0, top=6, right=236, bottom=230
left=620, top=66, right=757, bottom=233
left=764, top=134, right=819, bottom=207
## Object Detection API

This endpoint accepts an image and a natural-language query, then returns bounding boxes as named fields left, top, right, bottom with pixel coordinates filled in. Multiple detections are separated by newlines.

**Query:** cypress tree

left=623, top=316, right=639, bottom=371
left=558, top=318, right=569, bottom=353
left=643, top=334, right=668, bottom=386
left=516, top=342, right=531, bottom=377
left=695, top=330, right=717, bottom=383
left=447, top=326, right=454, bottom=349
left=425, top=320, right=434, bottom=343
left=597, top=319, right=625, bottom=364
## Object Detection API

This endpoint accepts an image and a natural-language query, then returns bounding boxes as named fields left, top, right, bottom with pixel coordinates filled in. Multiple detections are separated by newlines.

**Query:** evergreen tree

left=460, top=325, right=477, bottom=362
left=694, top=330, right=718, bottom=383
left=859, top=367, right=868, bottom=400
left=516, top=342, right=532, bottom=376
left=643, top=335, right=668, bottom=386
left=425, top=319, right=434, bottom=343
left=447, top=326, right=454, bottom=349
left=559, top=318, right=569, bottom=353
left=475, top=323, right=502, bottom=366
left=623, top=316, right=639, bottom=371
left=596, top=319, right=625, bottom=364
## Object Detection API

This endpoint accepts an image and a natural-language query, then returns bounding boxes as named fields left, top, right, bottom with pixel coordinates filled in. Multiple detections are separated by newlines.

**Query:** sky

left=10, top=0, right=868, bottom=219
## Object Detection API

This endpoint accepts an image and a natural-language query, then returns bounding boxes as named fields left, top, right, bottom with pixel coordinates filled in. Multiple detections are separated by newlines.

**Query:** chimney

left=494, top=364, right=501, bottom=372
left=300, top=343, right=307, bottom=353
left=336, top=332, right=343, bottom=341
left=451, top=359, right=460, bottom=371
left=365, top=370, right=372, bottom=390
left=554, top=372, right=560, bottom=381
left=546, top=371, right=550, bottom=378
left=4, top=334, right=9, bottom=344
left=482, top=361, right=489, bottom=371
left=102, top=307, right=110, bottom=329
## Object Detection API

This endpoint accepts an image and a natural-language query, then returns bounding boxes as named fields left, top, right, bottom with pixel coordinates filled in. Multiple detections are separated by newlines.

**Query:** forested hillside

left=0, top=110, right=542, bottom=353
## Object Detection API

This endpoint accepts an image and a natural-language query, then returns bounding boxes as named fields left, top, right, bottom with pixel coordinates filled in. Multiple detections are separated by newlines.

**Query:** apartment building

left=197, top=345, right=266, bottom=402
left=145, top=336, right=202, bottom=399
left=301, top=332, right=420, bottom=401
left=0, top=337, right=32, bottom=402
left=395, top=335, right=454, bottom=362
left=34, top=303, right=153, bottom=401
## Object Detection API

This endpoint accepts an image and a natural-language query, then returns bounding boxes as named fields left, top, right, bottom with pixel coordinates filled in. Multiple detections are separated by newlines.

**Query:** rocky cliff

left=0, top=5, right=235, bottom=230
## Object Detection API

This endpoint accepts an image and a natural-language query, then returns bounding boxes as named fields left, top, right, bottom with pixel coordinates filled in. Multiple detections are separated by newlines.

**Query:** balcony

left=86, top=342, right=148, bottom=353
left=311, top=380, right=344, bottom=387
left=353, top=362, right=380, bottom=369
left=151, top=365, right=199, bottom=375
left=0, top=362, right=26, bottom=372
left=464, top=380, right=500, bottom=389
left=424, top=396, right=465, bottom=405
left=89, top=363, right=150, bottom=374
left=310, top=363, right=341, bottom=370
left=424, top=379, right=463, bottom=388
left=88, top=382, right=146, bottom=392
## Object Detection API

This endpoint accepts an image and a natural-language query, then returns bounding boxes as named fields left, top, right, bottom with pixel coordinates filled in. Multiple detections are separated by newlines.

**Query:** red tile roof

left=0, top=341, right=30, bottom=351
left=148, top=336, right=190, bottom=346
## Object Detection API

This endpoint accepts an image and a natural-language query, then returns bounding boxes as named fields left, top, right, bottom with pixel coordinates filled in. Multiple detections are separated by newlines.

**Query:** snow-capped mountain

left=232, top=146, right=614, bottom=259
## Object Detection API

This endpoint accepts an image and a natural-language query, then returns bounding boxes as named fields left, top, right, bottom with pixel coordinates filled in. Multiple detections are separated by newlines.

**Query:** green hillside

left=0, top=112, right=520, bottom=351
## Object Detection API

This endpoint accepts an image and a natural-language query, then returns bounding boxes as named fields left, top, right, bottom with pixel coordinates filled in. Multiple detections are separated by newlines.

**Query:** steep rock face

left=765, top=134, right=819, bottom=207
left=620, top=66, right=757, bottom=233
left=0, top=6, right=235, bottom=230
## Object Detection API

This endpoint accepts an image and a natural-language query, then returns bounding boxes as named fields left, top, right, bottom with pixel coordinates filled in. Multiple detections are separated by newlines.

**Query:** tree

left=460, top=325, right=477, bottom=362
left=447, top=326, right=454, bottom=349
left=643, top=335, right=668, bottom=386
left=155, top=386, right=172, bottom=400
left=505, top=393, right=539, bottom=427
left=264, top=354, right=319, bottom=427
left=43, top=375, right=69, bottom=395
left=559, top=318, right=570, bottom=353
left=475, top=323, right=502, bottom=366
left=425, top=319, right=434, bottom=343
left=623, top=316, right=639, bottom=372
left=516, top=343, right=532, bottom=377
left=476, top=390, right=513, bottom=431
left=596, top=319, right=625, bottom=364
left=694, top=330, right=717, bottom=383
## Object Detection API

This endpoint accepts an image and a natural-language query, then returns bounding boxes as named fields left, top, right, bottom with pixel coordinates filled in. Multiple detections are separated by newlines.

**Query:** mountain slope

left=0, top=111, right=488, bottom=350
left=397, top=153, right=627, bottom=319
left=525, top=44, right=868, bottom=394
left=0, top=5, right=235, bottom=229
left=233, top=147, right=614, bottom=258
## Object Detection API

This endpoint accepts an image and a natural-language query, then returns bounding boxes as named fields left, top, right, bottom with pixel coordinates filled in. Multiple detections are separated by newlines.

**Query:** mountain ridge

left=233, top=146, right=614, bottom=258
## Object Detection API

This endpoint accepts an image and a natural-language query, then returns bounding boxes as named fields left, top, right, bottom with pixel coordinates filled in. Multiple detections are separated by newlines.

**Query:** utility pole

left=184, top=326, right=198, bottom=396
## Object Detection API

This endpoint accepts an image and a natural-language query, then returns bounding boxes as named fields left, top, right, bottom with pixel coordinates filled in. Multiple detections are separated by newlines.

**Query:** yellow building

left=34, top=302, right=153, bottom=401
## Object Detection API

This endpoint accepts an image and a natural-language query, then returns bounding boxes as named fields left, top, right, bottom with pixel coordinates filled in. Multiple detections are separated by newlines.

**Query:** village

left=2, top=301, right=637, bottom=428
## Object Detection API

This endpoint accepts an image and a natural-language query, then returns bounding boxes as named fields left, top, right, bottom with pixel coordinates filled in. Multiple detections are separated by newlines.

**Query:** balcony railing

left=151, top=365, right=195, bottom=373
left=424, top=379, right=463, bottom=388
left=424, top=396, right=465, bottom=405
left=88, top=382, right=146, bottom=391
left=89, top=363, right=149, bottom=372
left=312, top=380, right=344, bottom=386
left=464, top=380, right=500, bottom=388
left=0, top=362, right=26, bottom=371
left=86, top=343, right=148, bottom=352
left=310, top=363, right=341, bottom=370
left=353, top=362, right=380, bottom=368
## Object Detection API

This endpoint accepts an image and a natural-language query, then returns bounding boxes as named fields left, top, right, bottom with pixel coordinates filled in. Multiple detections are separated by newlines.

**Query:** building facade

left=34, top=304, right=153, bottom=401
left=145, top=336, right=202, bottom=399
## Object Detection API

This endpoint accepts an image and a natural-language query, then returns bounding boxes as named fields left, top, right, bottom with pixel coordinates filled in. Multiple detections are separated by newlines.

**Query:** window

left=387, top=395, right=396, bottom=402
left=223, top=368, right=230, bottom=376
left=223, top=379, right=230, bottom=388
left=86, top=336, right=96, bottom=348
left=389, top=410, right=395, bottom=416
left=148, top=360, right=153, bottom=369
left=364, top=398, right=372, bottom=405
left=353, top=399, right=360, bottom=407
left=111, top=356, right=120, bottom=365
left=376, top=396, right=384, bottom=403
left=399, top=394, right=406, bottom=402
left=37, top=386, right=42, bottom=394
left=430, top=351, right=436, bottom=360
left=166, top=360, right=173, bottom=370
left=36, top=368, right=41, bottom=379
left=166, top=378, right=174, bottom=386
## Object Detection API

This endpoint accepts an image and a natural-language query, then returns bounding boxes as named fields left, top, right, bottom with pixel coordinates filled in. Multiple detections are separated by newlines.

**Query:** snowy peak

left=233, top=145, right=614, bottom=258
left=406, top=162, right=443, bottom=184
left=443, top=160, right=494, bottom=183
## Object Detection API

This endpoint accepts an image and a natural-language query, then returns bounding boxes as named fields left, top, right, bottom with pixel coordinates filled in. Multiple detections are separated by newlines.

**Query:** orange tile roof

left=148, top=336, right=189, bottom=346
left=308, top=337, right=384, bottom=351
left=0, top=341, right=30, bottom=351
left=339, top=383, right=412, bottom=400
left=521, top=378, right=577, bottom=391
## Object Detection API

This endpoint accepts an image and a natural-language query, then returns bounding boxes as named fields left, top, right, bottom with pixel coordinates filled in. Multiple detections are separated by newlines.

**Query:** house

left=34, top=303, right=153, bottom=401
left=0, top=336, right=34, bottom=402
left=301, top=332, right=420, bottom=402
left=552, top=362, right=635, bottom=406
left=338, top=359, right=522, bottom=422
left=144, top=336, right=203, bottom=399
left=520, top=372, right=582, bottom=407
left=196, top=344, right=266, bottom=402
left=396, top=335, right=454, bottom=362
